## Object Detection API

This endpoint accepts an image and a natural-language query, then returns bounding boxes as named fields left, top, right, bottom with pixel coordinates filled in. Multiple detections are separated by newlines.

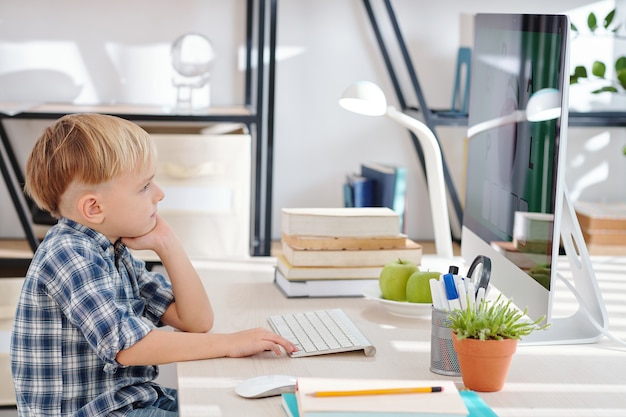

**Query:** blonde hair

left=25, top=113, right=156, bottom=216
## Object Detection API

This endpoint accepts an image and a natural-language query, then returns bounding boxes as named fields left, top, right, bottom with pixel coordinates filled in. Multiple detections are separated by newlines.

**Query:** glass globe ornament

left=171, top=33, right=215, bottom=109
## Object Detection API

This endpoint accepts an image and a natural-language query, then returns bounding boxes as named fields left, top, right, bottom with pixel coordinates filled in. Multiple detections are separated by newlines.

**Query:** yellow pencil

left=306, top=386, right=443, bottom=397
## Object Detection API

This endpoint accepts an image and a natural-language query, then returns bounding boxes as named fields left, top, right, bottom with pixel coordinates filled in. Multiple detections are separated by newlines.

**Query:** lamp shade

left=339, top=81, right=387, bottom=116
left=526, top=88, right=561, bottom=122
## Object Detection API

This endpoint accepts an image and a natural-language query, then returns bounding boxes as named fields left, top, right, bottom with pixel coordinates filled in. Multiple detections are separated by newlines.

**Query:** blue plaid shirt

left=11, top=218, right=175, bottom=416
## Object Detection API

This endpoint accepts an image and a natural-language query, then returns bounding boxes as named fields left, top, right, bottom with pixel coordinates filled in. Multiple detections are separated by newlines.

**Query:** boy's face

left=98, top=161, right=164, bottom=242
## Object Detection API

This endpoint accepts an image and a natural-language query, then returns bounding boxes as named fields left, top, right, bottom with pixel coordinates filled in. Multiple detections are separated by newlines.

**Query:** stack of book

left=575, top=201, right=626, bottom=254
left=280, top=377, right=478, bottom=417
left=276, top=207, right=422, bottom=297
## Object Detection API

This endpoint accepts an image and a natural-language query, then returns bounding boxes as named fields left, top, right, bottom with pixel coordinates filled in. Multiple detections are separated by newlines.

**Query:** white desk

left=177, top=256, right=626, bottom=417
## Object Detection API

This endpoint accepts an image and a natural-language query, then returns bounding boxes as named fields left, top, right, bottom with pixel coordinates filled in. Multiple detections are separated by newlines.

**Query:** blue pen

left=442, top=273, right=462, bottom=310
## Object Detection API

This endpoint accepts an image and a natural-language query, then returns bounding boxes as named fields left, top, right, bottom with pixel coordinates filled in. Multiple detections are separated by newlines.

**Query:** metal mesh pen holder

left=430, top=307, right=461, bottom=376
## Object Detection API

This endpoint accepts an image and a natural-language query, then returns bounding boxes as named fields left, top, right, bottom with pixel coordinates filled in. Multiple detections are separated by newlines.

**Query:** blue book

left=361, top=162, right=407, bottom=233
left=348, top=173, right=374, bottom=207
left=343, top=181, right=354, bottom=207
left=281, top=392, right=299, bottom=417
left=460, top=390, right=500, bottom=417
left=280, top=390, right=499, bottom=417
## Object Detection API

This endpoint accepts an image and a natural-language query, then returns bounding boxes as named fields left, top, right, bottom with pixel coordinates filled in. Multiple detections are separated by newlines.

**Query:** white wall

left=1, top=0, right=623, bottom=245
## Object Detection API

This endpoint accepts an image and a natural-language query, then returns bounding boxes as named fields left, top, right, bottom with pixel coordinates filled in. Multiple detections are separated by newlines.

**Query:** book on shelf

left=276, top=255, right=382, bottom=280
left=274, top=268, right=377, bottom=298
left=343, top=182, right=354, bottom=208
left=361, top=162, right=407, bottom=233
left=281, top=239, right=422, bottom=267
left=344, top=173, right=375, bottom=207
left=575, top=201, right=626, bottom=231
left=582, top=230, right=626, bottom=246
left=281, top=207, right=400, bottom=238
left=290, top=378, right=468, bottom=417
left=281, top=389, right=498, bottom=417
left=281, top=233, right=407, bottom=251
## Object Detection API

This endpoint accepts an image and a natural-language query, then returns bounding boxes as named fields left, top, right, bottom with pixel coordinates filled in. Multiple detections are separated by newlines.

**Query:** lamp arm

left=385, top=106, right=454, bottom=259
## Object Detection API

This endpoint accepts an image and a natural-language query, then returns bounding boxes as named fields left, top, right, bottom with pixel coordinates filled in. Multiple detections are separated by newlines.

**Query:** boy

left=11, top=114, right=296, bottom=417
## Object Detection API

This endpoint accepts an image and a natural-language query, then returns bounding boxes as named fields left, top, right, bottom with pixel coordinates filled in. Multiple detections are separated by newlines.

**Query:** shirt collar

left=56, top=217, right=118, bottom=253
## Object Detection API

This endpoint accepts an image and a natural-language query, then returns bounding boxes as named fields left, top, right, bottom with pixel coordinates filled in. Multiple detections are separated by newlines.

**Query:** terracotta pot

left=451, top=332, right=517, bottom=392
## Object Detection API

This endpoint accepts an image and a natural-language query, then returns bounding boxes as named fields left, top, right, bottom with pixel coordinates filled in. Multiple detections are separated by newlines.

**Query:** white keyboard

left=268, top=308, right=376, bottom=357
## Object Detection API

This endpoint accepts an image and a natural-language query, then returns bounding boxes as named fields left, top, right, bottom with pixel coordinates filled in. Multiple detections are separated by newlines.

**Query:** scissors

left=466, top=255, right=491, bottom=298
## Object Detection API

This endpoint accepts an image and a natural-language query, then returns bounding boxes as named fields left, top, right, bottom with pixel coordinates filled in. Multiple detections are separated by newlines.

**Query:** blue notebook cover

left=459, top=390, right=499, bottom=417
left=348, top=173, right=375, bottom=207
left=361, top=162, right=406, bottom=232
left=280, top=390, right=499, bottom=417
left=281, top=392, right=299, bottom=417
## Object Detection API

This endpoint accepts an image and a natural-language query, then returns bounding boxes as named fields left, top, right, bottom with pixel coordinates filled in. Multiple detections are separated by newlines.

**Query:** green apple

left=406, top=270, right=441, bottom=303
left=379, top=259, right=418, bottom=301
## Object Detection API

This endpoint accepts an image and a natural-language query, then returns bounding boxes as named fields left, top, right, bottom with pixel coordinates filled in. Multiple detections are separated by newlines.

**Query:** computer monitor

left=462, top=13, right=608, bottom=345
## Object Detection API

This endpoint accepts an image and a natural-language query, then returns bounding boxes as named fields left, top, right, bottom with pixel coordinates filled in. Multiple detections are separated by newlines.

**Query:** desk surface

left=177, top=256, right=626, bottom=417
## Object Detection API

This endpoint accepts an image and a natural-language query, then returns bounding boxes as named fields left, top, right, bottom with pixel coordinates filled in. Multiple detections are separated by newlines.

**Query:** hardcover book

left=274, top=268, right=377, bottom=298
left=281, top=207, right=400, bottom=238
left=575, top=201, right=626, bottom=231
left=346, top=173, right=375, bottom=207
left=281, top=233, right=407, bottom=251
left=361, top=162, right=407, bottom=233
left=276, top=255, right=382, bottom=280
left=281, top=239, right=422, bottom=267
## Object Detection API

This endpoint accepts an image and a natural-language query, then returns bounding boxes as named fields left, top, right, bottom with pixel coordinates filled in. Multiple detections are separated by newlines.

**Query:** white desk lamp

left=339, top=81, right=454, bottom=259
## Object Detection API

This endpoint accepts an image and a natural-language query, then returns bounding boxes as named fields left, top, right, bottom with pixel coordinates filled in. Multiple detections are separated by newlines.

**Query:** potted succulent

left=447, top=295, right=549, bottom=392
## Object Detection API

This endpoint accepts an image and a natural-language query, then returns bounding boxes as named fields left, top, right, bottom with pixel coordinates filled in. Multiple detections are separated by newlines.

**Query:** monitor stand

left=520, top=186, right=609, bottom=345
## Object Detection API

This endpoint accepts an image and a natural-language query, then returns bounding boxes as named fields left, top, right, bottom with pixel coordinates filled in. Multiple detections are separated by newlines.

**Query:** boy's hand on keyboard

left=223, top=328, right=298, bottom=358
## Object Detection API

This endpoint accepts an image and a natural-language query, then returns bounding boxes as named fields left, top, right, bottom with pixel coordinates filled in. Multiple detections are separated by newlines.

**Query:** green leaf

left=592, top=61, right=607, bottom=77
left=573, top=65, right=588, bottom=78
left=448, top=294, right=549, bottom=341
left=617, top=69, right=626, bottom=89
left=592, top=86, right=619, bottom=94
left=588, top=12, right=598, bottom=32
left=616, top=57, right=626, bottom=72
left=604, top=8, right=616, bottom=29
left=571, top=22, right=579, bottom=33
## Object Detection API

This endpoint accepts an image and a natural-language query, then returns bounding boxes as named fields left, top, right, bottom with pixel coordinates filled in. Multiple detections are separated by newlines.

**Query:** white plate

left=362, top=283, right=432, bottom=318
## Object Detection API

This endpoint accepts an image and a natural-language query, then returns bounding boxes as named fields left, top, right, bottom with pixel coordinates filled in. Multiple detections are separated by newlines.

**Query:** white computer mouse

left=235, top=374, right=297, bottom=399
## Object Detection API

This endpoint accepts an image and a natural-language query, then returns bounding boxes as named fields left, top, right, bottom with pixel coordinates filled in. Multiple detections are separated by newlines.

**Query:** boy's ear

left=77, top=193, right=105, bottom=224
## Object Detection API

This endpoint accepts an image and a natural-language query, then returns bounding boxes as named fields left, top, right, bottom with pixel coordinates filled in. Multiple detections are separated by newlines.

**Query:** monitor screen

left=462, top=14, right=569, bottom=323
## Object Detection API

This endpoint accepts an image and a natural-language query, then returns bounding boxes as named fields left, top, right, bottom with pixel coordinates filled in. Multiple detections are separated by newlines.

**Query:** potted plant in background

left=448, top=295, right=549, bottom=392
left=569, top=5, right=626, bottom=111
left=570, top=8, right=626, bottom=94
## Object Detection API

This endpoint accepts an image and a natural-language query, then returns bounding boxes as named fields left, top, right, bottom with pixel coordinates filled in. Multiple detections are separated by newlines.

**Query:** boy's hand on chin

left=121, top=215, right=176, bottom=252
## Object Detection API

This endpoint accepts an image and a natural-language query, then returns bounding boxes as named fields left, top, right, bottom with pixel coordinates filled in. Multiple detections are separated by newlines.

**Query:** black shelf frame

left=362, top=0, right=464, bottom=240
